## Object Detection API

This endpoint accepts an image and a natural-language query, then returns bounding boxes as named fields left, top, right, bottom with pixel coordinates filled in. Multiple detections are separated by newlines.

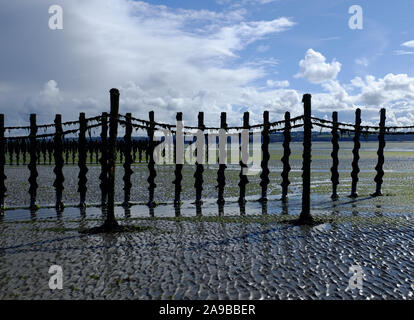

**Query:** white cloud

left=295, top=49, right=341, bottom=83
left=266, top=80, right=289, bottom=88
left=401, top=40, right=414, bottom=48
left=355, top=57, right=369, bottom=67
left=2, top=1, right=414, bottom=128
left=0, top=0, right=297, bottom=126
left=38, top=80, right=63, bottom=106
left=393, top=50, right=414, bottom=56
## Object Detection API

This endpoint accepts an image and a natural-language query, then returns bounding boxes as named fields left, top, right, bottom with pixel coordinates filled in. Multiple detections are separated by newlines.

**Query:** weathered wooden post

left=99, top=112, right=109, bottom=205
left=0, top=114, right=6, bottom=212
left=147, top=111, right=157, bottom=207
left=372, top=108, right=386, bottom=197
left=8, top=141, right=13, bottom=165
left=259, top=111, right=270, bottom=202
left=350, top=108, right=361, bottom=198
left=22, top=139, right=27, bottom=165
left=105, top=88, right=120, bottom=227
left=53, top=114, right=65, bottom=211
left=15, top=141, right=20, bottom=165
left=299, top=94, right=313, bottom=224
left=173, top=112, right=183, bottom=206
left=122, top=113, right=133, bottom=207
left=71, top=140, right=76, bottom=165
left=330, top=111, right=339, bottom=200
left=77, top=112, right=88, bottom=208
left=28, top=114, right=38, bottom=211
left=281, top=111, right=291, bottom=202
left=217, top=112, right=227, bottom=204
left=81, top=89, right=122, bottom=234
left=238, top=112, right=249, bottom=203
left=194, top=112, right=204, bottom=204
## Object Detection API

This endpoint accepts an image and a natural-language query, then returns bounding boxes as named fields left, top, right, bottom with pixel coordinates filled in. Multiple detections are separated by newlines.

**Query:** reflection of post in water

left=281, top=200, right=288, bottom=215
left=332, top=202, right=339, bottom=216
left=148, top=205, right=155, bottom=218
left=79, top=209, right=89, bottom=231
left=375, top=204, right=382, bottom=217
left=56, top=209, right=64, bottom=230
left=195, top=202, right=202, bottom=217
left=30, top=208, right=37, bottom=221
left=261, top=201, right=268, bottom=216
left=124, top=206, right=131, bottom=219
left=79, top=205, right=86, bottom=218
left=352, top=203, right=358, bottom=216
left=218, top=202, right=224, bottom=217
left=239, top=201, right=246, bottom=216
left=174, top=204, right=181, bottom=217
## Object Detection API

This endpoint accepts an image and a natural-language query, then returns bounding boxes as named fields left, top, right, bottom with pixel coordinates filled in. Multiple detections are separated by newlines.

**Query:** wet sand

left=0, top=197, right=414, bottom=300
left=1, top=141, right=414, bottom=299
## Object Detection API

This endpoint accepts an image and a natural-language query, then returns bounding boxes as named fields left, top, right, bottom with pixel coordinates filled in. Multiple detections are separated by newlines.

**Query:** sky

left=1, top=0, right=414, bottom=128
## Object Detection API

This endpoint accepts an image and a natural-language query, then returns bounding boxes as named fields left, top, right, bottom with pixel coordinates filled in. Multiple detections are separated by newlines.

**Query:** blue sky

left=1, top=0, right=414, bottom=127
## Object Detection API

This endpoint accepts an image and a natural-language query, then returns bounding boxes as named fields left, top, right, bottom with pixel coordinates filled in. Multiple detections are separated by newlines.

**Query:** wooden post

left=373, top=108, right=386, bottom=196
left=350, top=108, right=361, bottom=198
left=238, top=112, right=249, bottom=203
left=22, top=139, right=27, bottom=165
left=173, top=112, right=183, bottom=205
left=105, top=89, right=120, bottom=227
left=147, top=111, right=157, bottom=207
left=16, top=141, right=21, bottom=165
left=71, top=139, right=76, bottom=165
left=0, top=114, right=6, bottom=211
left=53, top=114, right=65, bottom=211
left=28, top=114, right=38, bottom=211
left=281, top=111, right=291, bottom=202
left=299, top=94, right=313, bottom=223
left=88, top=139, right=94, bottom=164
left=122, top=113, right=133, bottom=207
left=77, top=112, right=88, bottom=208
left=194, top=112, right=204, bottom=204
left=8, top=141, right=13, bottom=165
left=259, top=111, right=270, bottom=202
left=330, top=111, right=339, bottom=200
left=217, top=112, right=227, bottom=204
left=99, top=112, right=109, bottom=205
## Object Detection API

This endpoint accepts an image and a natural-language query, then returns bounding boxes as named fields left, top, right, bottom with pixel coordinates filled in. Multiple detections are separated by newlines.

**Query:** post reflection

left=281, top=200, right=288, bottom=215
left=218, top=203, right=224, bottom=217
left=195, top=203, right=202, bottom=217
left=174, top=204, right=181, bottom=217
left=239, top=202, right=246, bottom=216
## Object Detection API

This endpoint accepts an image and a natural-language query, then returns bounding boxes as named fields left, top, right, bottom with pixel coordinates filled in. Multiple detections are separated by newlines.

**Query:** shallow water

left=1, top=141, right=414, bottom=299
left=0, top=199, right=414, bottom=300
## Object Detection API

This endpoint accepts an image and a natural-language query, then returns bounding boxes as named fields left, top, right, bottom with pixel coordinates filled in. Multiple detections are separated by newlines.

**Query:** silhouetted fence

left=2, top=89, right=414, bottom=222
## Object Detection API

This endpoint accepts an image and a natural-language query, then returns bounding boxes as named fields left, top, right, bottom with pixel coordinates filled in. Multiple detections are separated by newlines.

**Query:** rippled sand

left=0, top=198, right=413, bottom=300
left=1, top=141, right=414, bottom=299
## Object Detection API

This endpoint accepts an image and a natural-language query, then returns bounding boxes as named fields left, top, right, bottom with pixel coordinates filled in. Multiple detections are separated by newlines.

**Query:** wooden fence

left=1, top=88, right=414, bottom=223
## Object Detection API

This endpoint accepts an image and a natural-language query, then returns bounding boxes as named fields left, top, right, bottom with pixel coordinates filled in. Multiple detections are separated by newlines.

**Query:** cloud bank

left=0, top=0, right=414, bottom=128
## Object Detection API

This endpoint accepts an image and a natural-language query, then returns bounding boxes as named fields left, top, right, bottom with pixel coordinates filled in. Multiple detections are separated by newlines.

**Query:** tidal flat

left=1, top=141, right=414, bottom=299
